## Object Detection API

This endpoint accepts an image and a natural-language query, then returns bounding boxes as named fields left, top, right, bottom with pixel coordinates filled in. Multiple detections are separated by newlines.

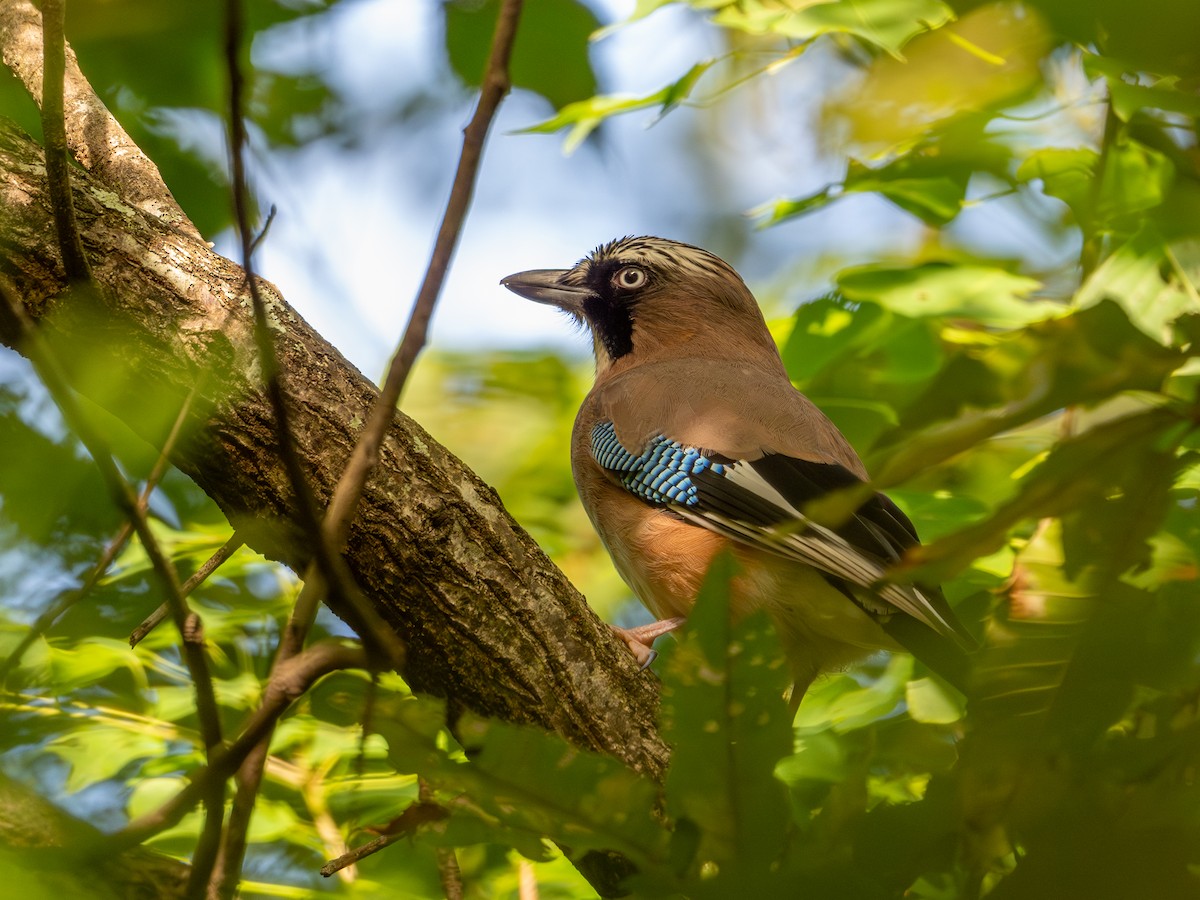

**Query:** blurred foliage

left=445, top=0, right=600, bottom=111
left=3, top=0, right=1200, bottom=898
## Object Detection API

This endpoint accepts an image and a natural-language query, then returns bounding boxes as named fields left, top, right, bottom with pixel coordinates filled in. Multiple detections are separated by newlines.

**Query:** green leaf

left=711, top=0, right=954, bottom=59
left=871, top=301, right=1186, bottom=486
left=905, top=677, right=964, bottom=724
left=1017, top=147, right=1097, bottom=222
left=1098, top=138, right=1174, bottom=224
left=1084, top=53, right=1200, bottom=122
left=518, top=60, right=715, bottom=153
left=47, top=638, right=148, bottom=693
left=907, top=405, right=1188, bottom=584
left=760, top=158, right=969, bottom=227
left=48, top=725, right=168, bottom=793
left=1075, top=227, right=1198, bottom=345
left=658, top=553, right=793, bottom=879
left=794, top=656, right=911, bottom=734
left=838, top=262, right=1055, bottom=327
left=775, top=731, right=847, bottom=784
left=445, top=0, right=599, bottom=111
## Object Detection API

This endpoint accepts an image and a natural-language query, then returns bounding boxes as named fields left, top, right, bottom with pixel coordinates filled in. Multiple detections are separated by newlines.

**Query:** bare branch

left=222, top=0, right=404, bottom=672
left=37, top=0, right=88, bottom=282
left=320, top=831, right=405, bottom=878
left=320, top=0, right=526, bottom=551
left=0, top=0, right=201, bottom=240
left=130, top=531, right=245, bottom=649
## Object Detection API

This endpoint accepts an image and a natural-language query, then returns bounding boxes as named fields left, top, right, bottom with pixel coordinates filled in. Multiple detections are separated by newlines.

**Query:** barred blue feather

left=591, top=421, right=726, bottom=507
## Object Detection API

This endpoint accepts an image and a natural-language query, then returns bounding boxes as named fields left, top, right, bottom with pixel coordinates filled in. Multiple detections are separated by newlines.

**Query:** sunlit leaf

left=906, top=676, right=964, bottom=724
left=518, top=60, right=715, bottom=153
left=838, top=263, right=1053, bottom=327
left=907, top=406, right=1188, bottom=583
left=826, top=3, right=1049, bottom=149
left=760, top=157, right=970, bottom=227
left=871, top=301, right=1186, bottom=486
left=1075, top=227, right=1197, bottom=344
left=48, top=725, right=168, bottom=793
left=711, top=0, right=953, bottom=59
left=1016, top=147, right=1096, bottom=223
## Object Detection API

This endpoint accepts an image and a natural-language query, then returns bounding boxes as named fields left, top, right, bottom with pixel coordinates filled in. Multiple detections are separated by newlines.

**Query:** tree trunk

left=0, top=117, right=667, bottom=893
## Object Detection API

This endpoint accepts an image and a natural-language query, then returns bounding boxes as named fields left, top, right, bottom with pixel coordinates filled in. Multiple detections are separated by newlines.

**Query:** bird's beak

left=500, top=268, right=591, bottom=314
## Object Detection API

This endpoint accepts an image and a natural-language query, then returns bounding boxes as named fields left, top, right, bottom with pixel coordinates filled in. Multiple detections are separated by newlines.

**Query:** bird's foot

left=611, top=617, right=687, bottom=669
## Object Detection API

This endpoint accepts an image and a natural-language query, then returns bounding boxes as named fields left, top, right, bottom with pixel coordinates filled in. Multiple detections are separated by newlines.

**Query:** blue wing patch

left=591, top=421, right=725, bottom=507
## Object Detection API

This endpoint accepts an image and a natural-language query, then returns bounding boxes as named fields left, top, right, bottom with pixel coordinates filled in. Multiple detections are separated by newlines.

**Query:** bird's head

left=501, top=236, right=778, bottom=373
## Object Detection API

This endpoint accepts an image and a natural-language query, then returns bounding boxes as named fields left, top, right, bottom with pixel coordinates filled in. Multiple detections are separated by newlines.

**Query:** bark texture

left=0, top=118, right=668, bottom=775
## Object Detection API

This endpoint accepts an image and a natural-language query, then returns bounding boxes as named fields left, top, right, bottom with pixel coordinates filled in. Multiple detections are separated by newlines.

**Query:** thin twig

left=213, top=5, right=406, bottom=891
left=129, top=531, right=245, bottom=648
left=38, top=0, right=88, bottom=282
left=422, top=778, right=464, bottom=899
left=250, top=203, right=277, bottom=255
left=262, top=0, right=526, bottom=715
left=27, top=10, right=221, bottom=764
left=105, top=641, right=367, bottom=853
left=222, top=0, right=404, bottom=671
left=0, top=389, right=197, bottom=681
left=320, top=832, right=405, bottom=877
left=213, top=741, right=268, bottom=900
left=256, top=9, right=526, bottom=886
left=320, top=0, right=525, bottom=544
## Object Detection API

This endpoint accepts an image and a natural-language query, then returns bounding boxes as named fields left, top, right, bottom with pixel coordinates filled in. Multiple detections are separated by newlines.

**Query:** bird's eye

left=612, top=266, right=647, bottom=291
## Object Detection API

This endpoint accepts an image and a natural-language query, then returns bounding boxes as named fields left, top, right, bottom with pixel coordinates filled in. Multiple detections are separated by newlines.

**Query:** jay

left=502, top=236, right=972, bottom=705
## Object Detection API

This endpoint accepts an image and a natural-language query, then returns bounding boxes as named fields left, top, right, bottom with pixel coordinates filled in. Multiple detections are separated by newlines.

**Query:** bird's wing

left=588, top=362, right=974, bottom=652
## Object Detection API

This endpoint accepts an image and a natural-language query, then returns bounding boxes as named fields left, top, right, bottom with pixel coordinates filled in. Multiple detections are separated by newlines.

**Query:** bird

left=501, top=236, right=973, bottom=707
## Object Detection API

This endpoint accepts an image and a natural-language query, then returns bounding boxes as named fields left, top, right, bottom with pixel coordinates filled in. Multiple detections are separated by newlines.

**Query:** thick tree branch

left=0, top=119, right=668, bottom=891
left=0, top=0, right=202, bottom=241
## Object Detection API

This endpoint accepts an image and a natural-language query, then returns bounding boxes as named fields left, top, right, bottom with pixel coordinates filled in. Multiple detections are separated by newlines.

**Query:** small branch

left=106, top=641, right=368, bottom=853
left=260, top=0, right=528, bottom=685
left=38, top=0, right=88, bottom=282
left=321, top=795, right=453, bottom=878
left=383, top=0, right=524, bottom=400
left=319, top=0, right=525, bottom=549
left=222, top=0, right=404, bottom=671
left=25, top=12, right=220, bottom=764
left=422, top=778, right=464, bottom=900
left=212, top=8, right=407, bottom=890
left=130, top=531, right=245, bottom=648
left=320, top=831, right=405, bottom=877
left=212, top=722, right=267, bottom=899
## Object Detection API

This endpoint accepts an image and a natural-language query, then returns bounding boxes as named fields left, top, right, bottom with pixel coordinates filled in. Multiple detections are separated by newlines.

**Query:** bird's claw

left=611, top=617, right=686, bottom=670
